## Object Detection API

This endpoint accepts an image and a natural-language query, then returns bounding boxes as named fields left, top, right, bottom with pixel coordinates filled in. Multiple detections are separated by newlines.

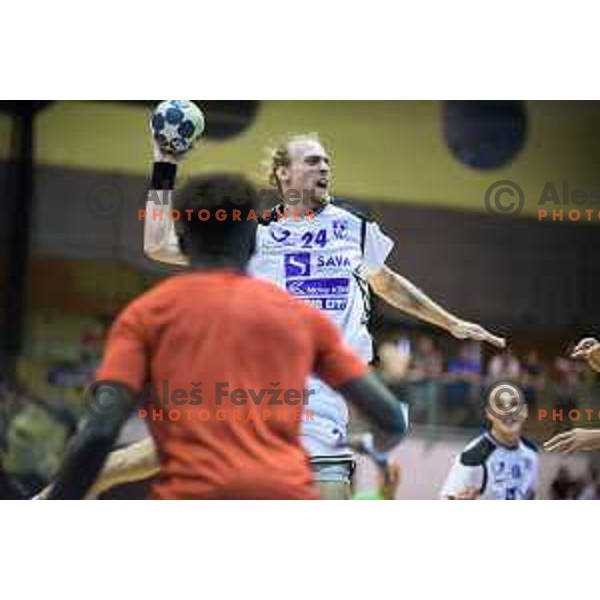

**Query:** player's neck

left=488, top=428, right=520, bottom=449
left=280, top=190, right=330, bottom=215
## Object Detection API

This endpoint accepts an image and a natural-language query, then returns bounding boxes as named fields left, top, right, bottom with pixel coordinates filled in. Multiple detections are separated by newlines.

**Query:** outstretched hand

left=452, top=486, right=480, bottom=500
left=449, top=320, right=506, bottom=349
left=570, top=337, right=600, bottom=372
left=544, top=428, right=600, bottom=454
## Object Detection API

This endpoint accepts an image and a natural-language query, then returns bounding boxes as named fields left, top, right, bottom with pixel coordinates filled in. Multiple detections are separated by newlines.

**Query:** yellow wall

left=33, top=101, right=600, bottom=217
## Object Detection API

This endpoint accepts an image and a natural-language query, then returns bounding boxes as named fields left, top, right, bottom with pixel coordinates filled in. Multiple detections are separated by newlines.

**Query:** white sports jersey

left=249, top=200, right=394, bottom=360
left=440, top=433, right=539, bottom=500
left=249, top=199, right=394, bottom=457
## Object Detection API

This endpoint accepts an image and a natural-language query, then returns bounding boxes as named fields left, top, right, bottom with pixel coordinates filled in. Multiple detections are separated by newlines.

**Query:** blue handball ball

left=150, top=100, right=205, bottom=155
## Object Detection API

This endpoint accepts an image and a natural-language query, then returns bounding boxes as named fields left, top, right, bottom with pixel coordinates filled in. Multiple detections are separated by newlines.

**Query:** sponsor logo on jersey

left=332, top=219, right=349, bottom=240
left=286, top=277, right=350, bottom=297
left=270, top=228, right=293, bottom=244
left=316, top=255, right=352, bottom=269
left=284, top=253, right=311, bottom=277
left=304, top=298, right=349, bottom=311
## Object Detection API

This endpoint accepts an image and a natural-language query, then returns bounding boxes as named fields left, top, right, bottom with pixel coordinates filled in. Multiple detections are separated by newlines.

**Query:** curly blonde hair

left=265, top=132, right=322, bottom=195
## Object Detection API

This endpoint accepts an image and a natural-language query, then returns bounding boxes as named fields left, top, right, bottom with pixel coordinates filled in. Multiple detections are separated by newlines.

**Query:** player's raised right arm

left=143, top=142, right=189, bottom=266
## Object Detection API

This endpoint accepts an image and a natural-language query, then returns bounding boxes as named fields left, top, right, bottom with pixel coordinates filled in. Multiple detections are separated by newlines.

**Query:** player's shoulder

left=329, top=197, right=376, bottom=223
left=459, top=434, right=497, bottom=467
left=134, top=271, right=254, bottom=307
left=112, top=275, right=188, bottom=324
left=258, top=203, right=283, bottom=226
left=520, top=437, right=539, bottom=454
left=241, top=273, right=286, bottom=295
left=136, top=272, right=196, bottom=301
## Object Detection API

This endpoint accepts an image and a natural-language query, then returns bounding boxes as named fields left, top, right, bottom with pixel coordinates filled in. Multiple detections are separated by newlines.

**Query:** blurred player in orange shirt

left=47, top=173, right=408, bottom=500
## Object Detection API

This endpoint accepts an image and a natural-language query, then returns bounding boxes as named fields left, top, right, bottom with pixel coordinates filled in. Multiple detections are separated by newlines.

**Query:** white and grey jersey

left=248, top=199, right=394, bottom=457
left=249, top=199, right=394, bottom=362
left=440, top=433, right=539, bottom=500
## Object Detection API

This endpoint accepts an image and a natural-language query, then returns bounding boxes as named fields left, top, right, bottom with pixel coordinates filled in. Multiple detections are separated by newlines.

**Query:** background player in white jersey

left=99, top=131, right=505, bottom=500
left=440, top=391, right=538, bottom=500
left=544, top=336, right=600, bottom=453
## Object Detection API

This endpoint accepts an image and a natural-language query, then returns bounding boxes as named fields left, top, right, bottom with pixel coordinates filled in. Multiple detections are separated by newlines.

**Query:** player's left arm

left=358, top=219, right=505, bottom=349
left=47, top=382, right=136, bottom=499
left=368, top=266, right=505, bottom=349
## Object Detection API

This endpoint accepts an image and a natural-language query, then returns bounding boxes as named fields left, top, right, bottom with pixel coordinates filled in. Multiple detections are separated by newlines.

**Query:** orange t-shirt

left=96, top=271, right=368, bottom=499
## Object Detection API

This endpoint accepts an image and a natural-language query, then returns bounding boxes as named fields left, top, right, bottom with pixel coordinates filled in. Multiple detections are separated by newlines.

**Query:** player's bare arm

left=143, top=141, right=189, bottom=266
left=368, top=266, right=506, bottom=349
left=543, top=338, right=600, bottom=454
left=47, top=383, right=137, bottom=500
left=544, top=428, right=600, bottom=453
left=89, top=436, right=159, bottom=496
left=35, top=436, right=159, bottom=499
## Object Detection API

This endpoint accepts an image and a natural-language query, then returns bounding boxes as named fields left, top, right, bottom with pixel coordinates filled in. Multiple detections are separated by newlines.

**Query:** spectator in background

left=549, top=465, right=581, bottom=500
left=407, top=335, right=443, bottom=427
left=447, top=341, right=481, bottom=378
left=520, top=350, right=545, bottom=407
left=378, top=335, right=411, bottom=384
left=356, top=335, right=411, bottom=435
left=554, top=355, right=583, bottom=412
left=445, top=341, right=482, bottom=426
left=488, top=350, right=521, bottom=382
left=80, top=317, right=109, bottom=372
left=0, top=397, right=75, bottom=498
left=578, top=458, right=600, bottom=500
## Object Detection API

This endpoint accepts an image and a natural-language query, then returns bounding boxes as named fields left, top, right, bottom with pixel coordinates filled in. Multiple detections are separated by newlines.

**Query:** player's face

left=487, top=404, right=528, bottom=442
left=279, top=140, right=331, bottom=202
